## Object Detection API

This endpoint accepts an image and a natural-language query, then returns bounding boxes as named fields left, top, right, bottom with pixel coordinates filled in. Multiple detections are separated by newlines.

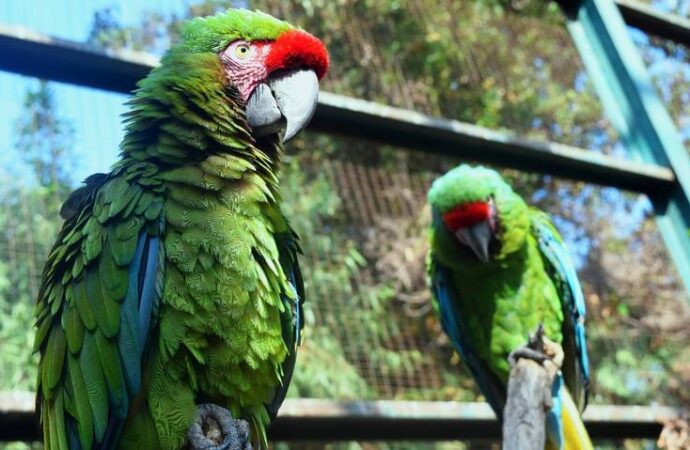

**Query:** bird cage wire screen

left=0, top=0, right=689, bottom=426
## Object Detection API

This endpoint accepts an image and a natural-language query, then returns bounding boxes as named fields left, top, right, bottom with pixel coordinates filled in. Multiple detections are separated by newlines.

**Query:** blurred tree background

left=1, top=0, right=689, bottom=449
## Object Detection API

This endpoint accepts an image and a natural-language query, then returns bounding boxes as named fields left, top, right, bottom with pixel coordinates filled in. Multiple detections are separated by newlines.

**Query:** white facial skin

left=219, top=40, right=272, bottom=102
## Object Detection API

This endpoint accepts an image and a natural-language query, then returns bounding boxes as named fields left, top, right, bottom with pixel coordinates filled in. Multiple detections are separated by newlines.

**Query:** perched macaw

left=34, top=9, right=328, bottom=450
left=427, top=165, right=592, bottom=450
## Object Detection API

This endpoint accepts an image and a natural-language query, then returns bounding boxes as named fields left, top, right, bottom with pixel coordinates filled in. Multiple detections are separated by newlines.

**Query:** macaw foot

left=186, top=404, right=253, bottom=450
left=508, top=324, right=564, bottom=370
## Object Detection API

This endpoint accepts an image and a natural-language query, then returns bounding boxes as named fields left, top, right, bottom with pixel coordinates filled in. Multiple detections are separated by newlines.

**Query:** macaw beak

left=245, top=69, right=319, bottom=142
left=455, top=220, right=492, bottom=263
left=245, top=29, right=327, bottom=142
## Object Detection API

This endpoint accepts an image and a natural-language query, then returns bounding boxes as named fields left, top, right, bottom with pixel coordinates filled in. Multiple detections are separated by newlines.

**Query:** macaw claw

left=186, top=403, right=252, bottom=450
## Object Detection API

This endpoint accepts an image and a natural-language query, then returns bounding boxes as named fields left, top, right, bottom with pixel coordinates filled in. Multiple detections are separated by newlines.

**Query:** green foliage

left=287, top=327, right=372, bottom=399
left=14, top=81, right=74, bottom=197
left=0, top=257, right=37, bottom=391
left=0, top=81, right=75, bottom=395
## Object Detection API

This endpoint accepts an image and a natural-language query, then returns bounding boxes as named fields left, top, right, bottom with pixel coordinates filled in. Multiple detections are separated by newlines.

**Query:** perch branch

left=657, top=413, right=690, bottom=450
left=502, top=324, right=564, bottom=450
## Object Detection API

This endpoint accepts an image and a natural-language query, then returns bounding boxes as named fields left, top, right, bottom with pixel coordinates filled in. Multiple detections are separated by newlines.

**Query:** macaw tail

left=546, top=383, right=593, bottom=450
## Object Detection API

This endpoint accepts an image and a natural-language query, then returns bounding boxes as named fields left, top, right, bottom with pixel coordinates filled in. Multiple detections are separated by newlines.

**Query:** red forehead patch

left=266, top=30, right=329, bottom=79
left=442, top=201, right=490, bottom=231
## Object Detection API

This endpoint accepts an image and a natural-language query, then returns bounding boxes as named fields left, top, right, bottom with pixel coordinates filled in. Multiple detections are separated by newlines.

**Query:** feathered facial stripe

left=442, top=201, right=490, bottom=231
left=265, top=30, right=329, bottom=79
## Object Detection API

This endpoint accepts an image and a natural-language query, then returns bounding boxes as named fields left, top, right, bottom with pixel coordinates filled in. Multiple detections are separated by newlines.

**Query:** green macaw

left=427, top=165, right=592, bottom=450
left=34, top=9, right=328, bottom=450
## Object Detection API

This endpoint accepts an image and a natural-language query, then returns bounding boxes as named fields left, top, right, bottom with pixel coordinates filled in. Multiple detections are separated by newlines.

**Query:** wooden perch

left=186, top=404, right=253, bottom=450
left=502, top=324, right=564, bottom=450
left=657, top=414, right=690, bottom=450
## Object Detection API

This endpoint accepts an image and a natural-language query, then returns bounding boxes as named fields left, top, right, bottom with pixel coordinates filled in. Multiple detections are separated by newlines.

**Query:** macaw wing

left=265, top=228, right=304, bottom=421
left=531, top=210, right=590, bottom=411
left=427, top=255, right=507, bottom=417
left=35, top=171, right=164, bottom=450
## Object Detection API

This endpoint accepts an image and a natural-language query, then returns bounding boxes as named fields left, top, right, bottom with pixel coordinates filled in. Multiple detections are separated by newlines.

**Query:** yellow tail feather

left=553, top=387, right=593, bottom=450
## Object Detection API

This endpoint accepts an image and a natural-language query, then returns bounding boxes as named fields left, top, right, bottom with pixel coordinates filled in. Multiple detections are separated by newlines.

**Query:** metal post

left=556, top=0, right=690, bottom=298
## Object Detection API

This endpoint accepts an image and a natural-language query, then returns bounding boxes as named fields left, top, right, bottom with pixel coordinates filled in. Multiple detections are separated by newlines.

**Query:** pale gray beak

left=245, top=69, right=319, bottom=142
left=455, top=220, right=492, bottom=262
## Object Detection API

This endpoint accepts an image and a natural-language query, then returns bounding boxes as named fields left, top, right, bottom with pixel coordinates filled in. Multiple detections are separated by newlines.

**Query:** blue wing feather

left=533, top=215, right=590, bottom=408
left=545, top=372, right=565, bottom=450
left=119, top=234, right=146, bottom=395
left=431, top=258, right=507, bottom=417
left=100, top=231, right=161, bottom=450
left=137, top=236, right=160, bottom=349
left=47, top=173, right=162, bottom=450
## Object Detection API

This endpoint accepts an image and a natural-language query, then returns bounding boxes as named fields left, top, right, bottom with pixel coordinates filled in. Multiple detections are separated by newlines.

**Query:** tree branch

left=502, top=324, right=564, bottom=450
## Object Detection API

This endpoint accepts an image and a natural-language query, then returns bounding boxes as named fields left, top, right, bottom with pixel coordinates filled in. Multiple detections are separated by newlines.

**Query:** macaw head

left=161, top=9, right=328, bottom=143
left=428, top=165, right=530, bottom=263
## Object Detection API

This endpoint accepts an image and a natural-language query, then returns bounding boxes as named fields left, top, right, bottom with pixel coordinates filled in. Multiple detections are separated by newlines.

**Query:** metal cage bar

left=0, top=392, right=682, bottom=442
left=0, top=23, right=676, bottom=196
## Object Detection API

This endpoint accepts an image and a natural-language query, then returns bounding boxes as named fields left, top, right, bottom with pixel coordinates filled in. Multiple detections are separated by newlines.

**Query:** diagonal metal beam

left=0, top=23, right=676, bottom=195
left=557, top=0, right=690, bottom=296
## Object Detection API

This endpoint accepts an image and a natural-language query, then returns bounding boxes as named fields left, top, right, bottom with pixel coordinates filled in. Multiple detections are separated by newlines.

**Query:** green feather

left=111, top=229, right=141, bottom=266
left=134, top=191, right=154, bottom=216
left=74, top=280, right=97, bottom=331
left=145, top=200, right=163, bottom=221
left=99, top=242, right=128, bottom=300
left=122, top=185, right=145, bottom=218
left=82, top=226, right=104, bottom=263
left=52, top=391, right=69, bottom=450
left=34, top=312, right=53, bottom=352
left=85, top=267, right=120, bottom=338
left=42, top=326, right=66, bottom=395
left=68, top=353, right=94, bottom=450
left=49, top=283, right=65, bottom=315
left=64, top=304, right=85, bottom=354
left=181, top=9, right=292, bottom=53
left=42, top=404, right=51, bottom=450
left=71, top=255, right=85, bottom=280
left=94, top=330, right=128, bottom=417
left=79, top=334, right=109, bottom=442
left=108, top=183, right=138, bottom=219
left=99, top=178, right=129, bottom=222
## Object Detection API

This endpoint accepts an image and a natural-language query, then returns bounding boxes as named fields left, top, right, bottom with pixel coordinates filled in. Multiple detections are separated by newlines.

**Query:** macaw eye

left=234, top=44, right=251, bottom=59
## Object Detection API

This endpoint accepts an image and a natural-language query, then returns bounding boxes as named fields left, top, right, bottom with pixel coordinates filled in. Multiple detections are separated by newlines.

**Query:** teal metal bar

left=557, top=0, right=690, bottom=297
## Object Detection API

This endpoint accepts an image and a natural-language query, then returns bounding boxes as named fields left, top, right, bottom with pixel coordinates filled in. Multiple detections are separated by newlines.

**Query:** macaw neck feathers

left=118, top=52, right=284, bottom=189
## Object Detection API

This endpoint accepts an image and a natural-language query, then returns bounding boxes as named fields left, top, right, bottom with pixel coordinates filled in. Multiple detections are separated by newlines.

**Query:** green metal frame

left=557, top=0, right=690, bottom=296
